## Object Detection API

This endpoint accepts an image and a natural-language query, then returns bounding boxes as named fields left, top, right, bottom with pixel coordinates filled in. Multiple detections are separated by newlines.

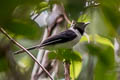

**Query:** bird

left=38, top=21, right=89, bottom=50
left=14, top=21, right=89, bottom=54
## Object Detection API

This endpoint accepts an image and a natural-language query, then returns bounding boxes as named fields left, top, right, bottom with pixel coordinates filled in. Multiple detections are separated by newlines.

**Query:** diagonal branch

left=0, top=27, right=53, bottom=80
left=61, top=3, right=72, bottom=24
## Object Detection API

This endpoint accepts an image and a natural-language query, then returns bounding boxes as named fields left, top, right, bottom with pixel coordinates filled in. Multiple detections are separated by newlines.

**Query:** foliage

left=0, top=0, right=120, bottom=80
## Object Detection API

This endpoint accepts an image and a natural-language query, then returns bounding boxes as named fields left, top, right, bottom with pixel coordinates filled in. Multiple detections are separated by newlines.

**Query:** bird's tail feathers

left=14, top=45, right=42, bottom=55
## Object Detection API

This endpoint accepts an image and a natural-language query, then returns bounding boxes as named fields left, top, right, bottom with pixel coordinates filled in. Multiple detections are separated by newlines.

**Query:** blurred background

left=0, top=0, right=120, bottom=80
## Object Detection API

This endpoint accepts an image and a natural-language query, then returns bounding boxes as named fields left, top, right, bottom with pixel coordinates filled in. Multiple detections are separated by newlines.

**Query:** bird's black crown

left=73, top=22, right=89, bottom=35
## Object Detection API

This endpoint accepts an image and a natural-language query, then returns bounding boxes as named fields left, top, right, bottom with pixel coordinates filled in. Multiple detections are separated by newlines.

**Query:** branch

left=61, top=3, right=72, bottom=24
left=0, top=27, right=53, bottom=80
left=63, top=12, right=72, bottom=24
left=31, top=28, right=48, bottom=80
left=64, top=61, right=70, bottom=80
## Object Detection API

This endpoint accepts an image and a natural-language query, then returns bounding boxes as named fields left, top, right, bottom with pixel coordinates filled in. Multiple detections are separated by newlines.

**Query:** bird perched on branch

left=39, top=21, right=89, bottom=50
left=14, top=21, right=89, bottom=54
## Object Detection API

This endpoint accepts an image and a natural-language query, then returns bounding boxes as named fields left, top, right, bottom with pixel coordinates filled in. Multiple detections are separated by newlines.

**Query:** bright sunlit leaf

left=70, top=61, right=82, bottom=80
left=80, top=34, right=113, bottom=48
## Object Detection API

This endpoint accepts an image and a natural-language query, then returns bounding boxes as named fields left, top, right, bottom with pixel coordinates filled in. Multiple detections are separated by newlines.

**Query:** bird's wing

left=40, top=30, right=77, bottom=47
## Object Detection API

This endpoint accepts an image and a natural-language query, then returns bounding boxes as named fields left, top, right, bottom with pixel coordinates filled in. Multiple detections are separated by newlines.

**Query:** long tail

left=14, top=45, right=40, bottom=55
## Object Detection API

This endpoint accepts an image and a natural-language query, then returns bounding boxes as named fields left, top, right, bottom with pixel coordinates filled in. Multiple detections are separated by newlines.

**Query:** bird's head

left=72, top=22, right=90, bottom=35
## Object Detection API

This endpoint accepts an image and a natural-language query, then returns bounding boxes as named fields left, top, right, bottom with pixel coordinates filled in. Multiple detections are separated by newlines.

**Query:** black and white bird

left=14, top=21, right=89, bottom=54
left=39, top=21, right=89, bottom=50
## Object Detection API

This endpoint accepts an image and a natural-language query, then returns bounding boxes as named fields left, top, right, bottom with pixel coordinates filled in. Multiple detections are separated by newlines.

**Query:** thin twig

left=61, top=3, right=72, bottom=24
left=0, top=27, right=53, bottom=80
left=63, top=12, right=72, bottom=24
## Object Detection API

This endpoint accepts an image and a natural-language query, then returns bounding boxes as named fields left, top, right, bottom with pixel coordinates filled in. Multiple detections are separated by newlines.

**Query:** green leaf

left=0, top=0, right=44, bottom=39
left=80, top=34, right=114, bottom=48
left=48, top=49, right=82, bottom=79
left=48, top=49, right=82, bottom=61
left=86, top=43, right=114, bottom=65
left=64, top=0, right=86, bottom=20
left=0, top=0, right=18, bottom=24
left=0, top=0, right=41, bottom=24
left=85, top=41, right=116, bottom=80
left=87, top=44, right=116, bottom=80
left=34, top=1, right=49, bottom=13
left=3, top=18, right=41, bottom=39
left=70, top=61, right=82, bottom=80
left=78, top=13, right=90, bottom=22
left=13, top=5, right=34, bottom=20
left=80, top=34, right=116, bottom=80
left=87, top=9, right=116, bottom=37
left=99, top=0, right=120, bottom=30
